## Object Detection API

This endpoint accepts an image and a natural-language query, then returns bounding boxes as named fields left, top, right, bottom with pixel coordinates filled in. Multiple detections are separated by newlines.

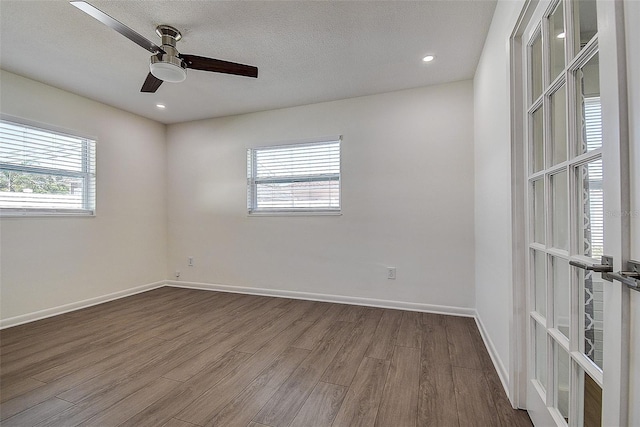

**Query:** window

left=0, top=119, right=96, bottom=216
left=247, top=137, right=341, bottom=214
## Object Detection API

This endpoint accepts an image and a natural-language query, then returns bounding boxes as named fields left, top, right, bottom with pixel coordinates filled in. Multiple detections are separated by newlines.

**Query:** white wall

left=0, top=71, right=168, bottom=323
left=166, top=81, right=475, bottom=311
left=624, top=0, right=640, bottom=423
left=473, top=0, right=525, bottom=391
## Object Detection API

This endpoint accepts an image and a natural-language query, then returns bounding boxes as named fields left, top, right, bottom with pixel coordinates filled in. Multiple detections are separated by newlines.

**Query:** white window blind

left=584, top=96, right=602, bottom=151
left=583, top=97, right=603, bottom=257
left=247, top=138, right=341, bottom=214
left=0, top=119, right=96, bottom=216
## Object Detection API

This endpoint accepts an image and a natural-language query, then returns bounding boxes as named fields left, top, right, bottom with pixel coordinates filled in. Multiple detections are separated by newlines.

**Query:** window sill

left=247, top=210, right=342, bottom=217
left=0, top=209, right=95, bottom=218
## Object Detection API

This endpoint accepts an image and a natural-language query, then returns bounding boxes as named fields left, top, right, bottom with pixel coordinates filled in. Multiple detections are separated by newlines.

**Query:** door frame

left=595, top=0, right=631, bottom=424
left=509, top=0, right=536, bottom=411
left=508, top=0, right=631, bottom=424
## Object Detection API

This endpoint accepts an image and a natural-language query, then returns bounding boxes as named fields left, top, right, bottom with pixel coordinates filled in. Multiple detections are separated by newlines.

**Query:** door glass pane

left=549, top=2, right=566, bottom=80
left=576, top=159, right=604, bottom=259
left=577, top=54, right=601, bottom=155
left=551, top=85, right=567, bottom=165
left=580, top=370, right=602, bottom=427
left=552, top=257, right=570, bottom=338
left=535, top=322, right=548, bottom=390
left=574, top=0, right=598, bottom=54
left=532, top=106, right=544, bottom=172
left=555, top=344, right=571, bottom=423
left=579, top=268, right=604, bottom=370
left=531, top=33, right=543, bottom=102
left=533, top=250, right=547, bottom=317
left=551, top=171, right=568, bottom=250
left=533, top=179, right=545, bottom=244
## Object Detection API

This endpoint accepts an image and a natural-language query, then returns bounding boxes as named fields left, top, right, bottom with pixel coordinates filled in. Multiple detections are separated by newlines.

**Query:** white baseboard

left=166, top=280, right=476, bottom=317
left=0, top=281, right=167, bottom=329
left=474, top=313, right=510, bottom=399
left=1, top=278, right=479, bottom=344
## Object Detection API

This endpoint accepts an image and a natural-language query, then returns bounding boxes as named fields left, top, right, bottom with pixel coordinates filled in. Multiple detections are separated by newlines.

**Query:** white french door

left=518, top=0, right=631, bottom=426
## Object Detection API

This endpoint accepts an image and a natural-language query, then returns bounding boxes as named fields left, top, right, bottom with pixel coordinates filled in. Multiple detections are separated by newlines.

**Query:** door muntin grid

left=525, top=0, right=604, bottom=424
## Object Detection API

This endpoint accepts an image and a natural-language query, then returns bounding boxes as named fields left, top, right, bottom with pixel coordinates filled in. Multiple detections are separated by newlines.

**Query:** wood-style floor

left=0, top=287, right=532, bottom=427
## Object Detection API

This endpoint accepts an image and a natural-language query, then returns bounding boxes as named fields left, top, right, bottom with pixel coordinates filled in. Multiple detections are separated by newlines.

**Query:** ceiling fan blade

left=70, top=1, right=164, bottom=54
left=141, top=73, right=163, bottom=93
left=181, top=54, right=258, bottom=78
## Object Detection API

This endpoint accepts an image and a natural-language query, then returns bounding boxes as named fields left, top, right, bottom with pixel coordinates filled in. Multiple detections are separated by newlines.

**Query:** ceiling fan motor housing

left=150, top=25, right=187, bottom=82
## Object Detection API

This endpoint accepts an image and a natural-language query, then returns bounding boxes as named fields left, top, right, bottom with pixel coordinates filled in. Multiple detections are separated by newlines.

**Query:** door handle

left=604, top=260, right=640, bottom=292
left=607, top=271, right=640, bottom=290
left=569, top=256, right=640, bottom=291
left=569, top=255, right=613, bottom=273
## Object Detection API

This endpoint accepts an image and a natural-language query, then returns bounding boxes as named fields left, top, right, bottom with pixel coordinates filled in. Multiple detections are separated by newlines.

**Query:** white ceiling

left=0, top=0, right=496, bottom=124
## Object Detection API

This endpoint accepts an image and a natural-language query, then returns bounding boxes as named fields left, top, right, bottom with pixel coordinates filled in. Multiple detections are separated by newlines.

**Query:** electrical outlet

left=387, top=267, right=396, bottom=280
left=188, top=257, right=194, bottom=267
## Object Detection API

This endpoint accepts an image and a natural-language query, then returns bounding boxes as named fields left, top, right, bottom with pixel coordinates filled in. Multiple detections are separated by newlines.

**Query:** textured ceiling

left=0, top=0, right=496, bottom=124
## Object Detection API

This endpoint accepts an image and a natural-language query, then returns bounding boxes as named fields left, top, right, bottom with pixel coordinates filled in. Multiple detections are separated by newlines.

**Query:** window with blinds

left=0, top=119, right=96, bottom=216
left=247, top=137, right=341, bottom=214
left=584, top=96, right=602, bottom=151
left=584, top=96, right=603, bottom=256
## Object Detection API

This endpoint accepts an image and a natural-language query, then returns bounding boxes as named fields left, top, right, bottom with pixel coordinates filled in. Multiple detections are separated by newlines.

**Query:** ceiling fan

left=70, top=1, right=258, bottom=93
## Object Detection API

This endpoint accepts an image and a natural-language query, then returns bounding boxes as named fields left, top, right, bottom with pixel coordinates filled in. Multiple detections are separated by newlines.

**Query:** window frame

left=246, top=136, right=342, bottom=216
left=0, top=117, right=97, bottom=217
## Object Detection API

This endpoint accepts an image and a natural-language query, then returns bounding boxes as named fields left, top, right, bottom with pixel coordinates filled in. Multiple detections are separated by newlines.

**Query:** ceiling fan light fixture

left=150, top=55, right=187, bottom=83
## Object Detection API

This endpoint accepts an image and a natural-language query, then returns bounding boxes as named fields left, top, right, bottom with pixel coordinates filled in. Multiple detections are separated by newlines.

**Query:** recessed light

left=156, top=104, right=166, bottom=109
left=422, top=55, right=435, bottom=62
left=557, top=32, right=565, bottom=39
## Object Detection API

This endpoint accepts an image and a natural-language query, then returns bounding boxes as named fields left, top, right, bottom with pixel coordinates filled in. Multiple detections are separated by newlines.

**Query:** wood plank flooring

left=0, top=287, right=532, bottom=426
